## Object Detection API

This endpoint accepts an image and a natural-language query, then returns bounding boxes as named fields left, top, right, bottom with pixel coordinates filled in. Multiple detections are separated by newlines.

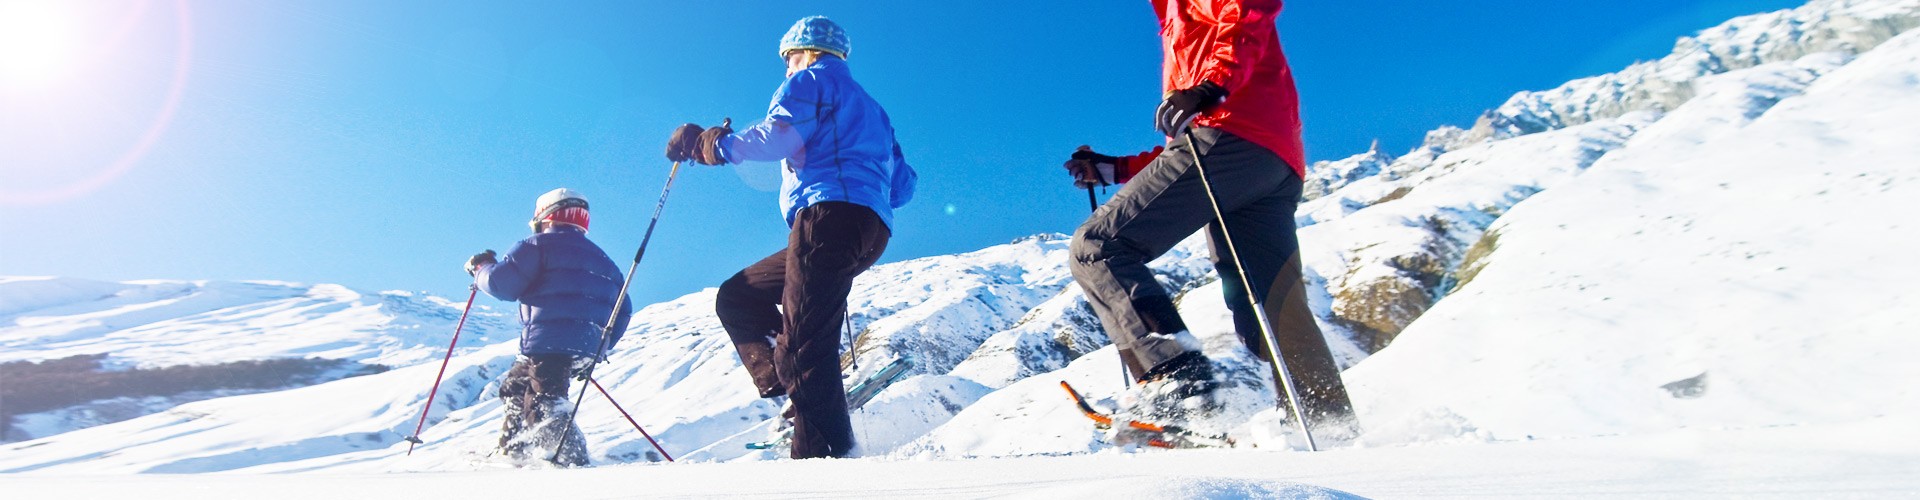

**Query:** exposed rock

left=1449, top=228, right=1503, bottom=294
left=1661, top=372, right=1710, bottom=399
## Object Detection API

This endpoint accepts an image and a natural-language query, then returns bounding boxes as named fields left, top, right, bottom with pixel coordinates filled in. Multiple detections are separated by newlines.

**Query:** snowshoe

left=1060, top=381, right=1233, bottom=449
left=742, top=357, right=912, bottom=451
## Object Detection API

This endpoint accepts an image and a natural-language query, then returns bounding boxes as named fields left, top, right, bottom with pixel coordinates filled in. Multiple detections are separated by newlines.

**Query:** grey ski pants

left=1069, top=127, right=1354, bottom=422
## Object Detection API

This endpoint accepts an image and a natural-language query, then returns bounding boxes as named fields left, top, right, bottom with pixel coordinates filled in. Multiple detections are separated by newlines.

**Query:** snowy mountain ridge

left=1468, top=0, right=1917, bottom=145
left=0, top=276, right=513, bottom=369
left=1306, top=0, right=1920, bottom=199
left=0, top=276, right=515, bottom=442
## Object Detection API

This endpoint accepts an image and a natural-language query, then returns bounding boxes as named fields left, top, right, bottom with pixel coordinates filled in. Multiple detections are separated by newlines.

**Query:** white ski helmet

left=530, top=188, right=589, bottom=232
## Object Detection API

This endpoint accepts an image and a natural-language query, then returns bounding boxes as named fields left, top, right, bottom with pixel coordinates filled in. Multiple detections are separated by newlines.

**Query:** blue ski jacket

left=475, top=225, right=634, bottom=359
left=719, top=55, right=917, bottom=229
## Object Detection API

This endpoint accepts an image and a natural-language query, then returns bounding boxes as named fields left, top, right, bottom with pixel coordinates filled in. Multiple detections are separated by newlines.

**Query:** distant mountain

left=0, top=277, right=512, bottom=441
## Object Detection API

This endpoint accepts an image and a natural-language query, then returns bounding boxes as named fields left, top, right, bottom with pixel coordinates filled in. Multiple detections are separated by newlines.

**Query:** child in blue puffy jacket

left=663, top=16, right=915, bottom=459
left=466, top=187, right=634, bottom=466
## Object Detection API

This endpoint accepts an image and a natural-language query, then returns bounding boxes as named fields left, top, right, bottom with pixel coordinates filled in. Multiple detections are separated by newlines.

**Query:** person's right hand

left=665, top=124, right=705, bottom=162
left=1064, top=146, right=1122, bottom=189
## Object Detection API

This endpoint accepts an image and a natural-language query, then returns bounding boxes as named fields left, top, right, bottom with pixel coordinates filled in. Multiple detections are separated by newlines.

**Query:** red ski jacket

left=1155, top=0, right=1305, bottom=176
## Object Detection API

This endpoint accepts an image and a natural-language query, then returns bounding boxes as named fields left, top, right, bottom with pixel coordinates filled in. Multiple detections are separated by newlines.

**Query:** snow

left=0, top=277, right=515, bottom=441
left=4, top=0, right=1920, bottom=496
left=1341, top=27, right=1920, bottom=441
left=0, top=277, right=513, bottom=369
left=3, top=419, right=1916, bottom=498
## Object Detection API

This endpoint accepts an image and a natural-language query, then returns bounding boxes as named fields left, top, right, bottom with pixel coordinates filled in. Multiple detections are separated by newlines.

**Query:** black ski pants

left=1069, top=127, right=1355, bottom=425
left=715, top=201, right=890, bottom=459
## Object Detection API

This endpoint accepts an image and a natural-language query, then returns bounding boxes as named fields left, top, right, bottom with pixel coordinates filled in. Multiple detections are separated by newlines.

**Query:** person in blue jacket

left=466, top=188, right=634, bottom=466
left=664, top=16, right=915, bottom=459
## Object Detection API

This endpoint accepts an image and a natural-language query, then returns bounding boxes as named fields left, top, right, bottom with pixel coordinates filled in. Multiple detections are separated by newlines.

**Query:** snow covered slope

left=7, top=419, right=1917, bottom=499
left=0, top=235, right=1217, bottom=472
left=1295, top=0, right=1920, bottom=350
left=1342, top=25, right=1920, bottom=441
left=0, top=277, right=514, bottom=442
left=2, top=1, right=1917, bottom=494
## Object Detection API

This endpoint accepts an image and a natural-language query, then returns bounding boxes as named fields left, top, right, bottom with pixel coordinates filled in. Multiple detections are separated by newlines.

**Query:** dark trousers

left=1069, top=127, right=1355, bottom=425
left=497, top=354, right=587, bottom=465
left=715, top=201, right=890, bottom=459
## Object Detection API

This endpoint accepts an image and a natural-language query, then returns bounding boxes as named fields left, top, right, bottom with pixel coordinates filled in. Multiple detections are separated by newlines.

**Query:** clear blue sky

left=2, top=0, right=1802, bottom=308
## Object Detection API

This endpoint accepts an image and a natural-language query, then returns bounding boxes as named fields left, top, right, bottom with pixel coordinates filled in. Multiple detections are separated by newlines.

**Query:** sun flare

left=0, top=0, right=82, bottom=90
left=0, top=0, right=191, bottom=206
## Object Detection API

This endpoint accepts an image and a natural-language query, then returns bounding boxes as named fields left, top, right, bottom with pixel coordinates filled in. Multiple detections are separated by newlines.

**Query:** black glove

left=570, top=355, right=600, bottom=381
left=465, top=250, right=496, bottom=276
left=694, top=118, right=733, bottom=166
left=1064, top=146, right=1121, bottom=189
left=1155, top=81, right=1228, bottom=138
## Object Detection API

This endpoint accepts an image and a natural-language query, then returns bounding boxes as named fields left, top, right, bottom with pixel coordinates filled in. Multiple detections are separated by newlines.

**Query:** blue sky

left=2, top=0, right=1801, bottom=308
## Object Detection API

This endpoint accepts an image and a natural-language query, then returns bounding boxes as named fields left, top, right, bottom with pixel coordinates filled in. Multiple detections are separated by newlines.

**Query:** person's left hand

left=1155, top=81, right=1228, bottom=138
left=1064, top=146, right=1122, bottom=189
left=694, top=118, right=734, bottom=166
left=665, top=124, right=705, bottom=162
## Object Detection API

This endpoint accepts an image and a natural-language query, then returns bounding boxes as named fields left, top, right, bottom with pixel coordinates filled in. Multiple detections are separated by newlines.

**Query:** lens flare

left=0, top=0, right=191, bottom=206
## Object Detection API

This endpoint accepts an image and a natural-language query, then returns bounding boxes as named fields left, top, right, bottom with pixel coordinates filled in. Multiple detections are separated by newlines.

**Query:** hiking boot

left=1140, top=350, right=1218, bottom=399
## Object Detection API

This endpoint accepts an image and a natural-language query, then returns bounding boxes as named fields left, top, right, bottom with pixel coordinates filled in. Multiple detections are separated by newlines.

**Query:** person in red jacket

left=1064, top=0, right=1356, bottom=434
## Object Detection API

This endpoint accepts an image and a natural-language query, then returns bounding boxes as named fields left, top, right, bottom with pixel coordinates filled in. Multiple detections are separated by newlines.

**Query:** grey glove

left=570, top=355, right=601, bottom=381
left=465, top=250, right=497, bottom=276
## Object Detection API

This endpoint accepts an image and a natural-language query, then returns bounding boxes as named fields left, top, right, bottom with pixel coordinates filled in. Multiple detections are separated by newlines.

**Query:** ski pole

left=588, top=378, right=674, bottom=462
left=1184, top=132, right=1319, bottom=452
left=404, top=285, right=480, bottom=455
left=552, top=160, right=684, bottom=463
left=843, top=310, right=857, bottom=370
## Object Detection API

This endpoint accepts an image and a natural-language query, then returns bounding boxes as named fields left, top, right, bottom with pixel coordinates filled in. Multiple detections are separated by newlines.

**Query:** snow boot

left=496, top=399, right=530, bottom=460
left=523, top=396, right=590, bottom=467
left=1140, top=350, right=1219, bottom=401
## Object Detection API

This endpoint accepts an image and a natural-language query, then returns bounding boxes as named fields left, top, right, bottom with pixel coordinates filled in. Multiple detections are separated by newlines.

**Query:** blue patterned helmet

left=779, top=16, right=850, bottom=59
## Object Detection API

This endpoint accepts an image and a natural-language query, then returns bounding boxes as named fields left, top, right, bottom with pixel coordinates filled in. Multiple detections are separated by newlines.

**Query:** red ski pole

left=404, top=285, right=480, bottom=455
left=589, top=378, right=674, bottom=462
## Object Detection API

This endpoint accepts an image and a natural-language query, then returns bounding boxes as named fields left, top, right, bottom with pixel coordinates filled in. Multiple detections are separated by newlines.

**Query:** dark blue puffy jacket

left=476, top=225, right=633, bottom=358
